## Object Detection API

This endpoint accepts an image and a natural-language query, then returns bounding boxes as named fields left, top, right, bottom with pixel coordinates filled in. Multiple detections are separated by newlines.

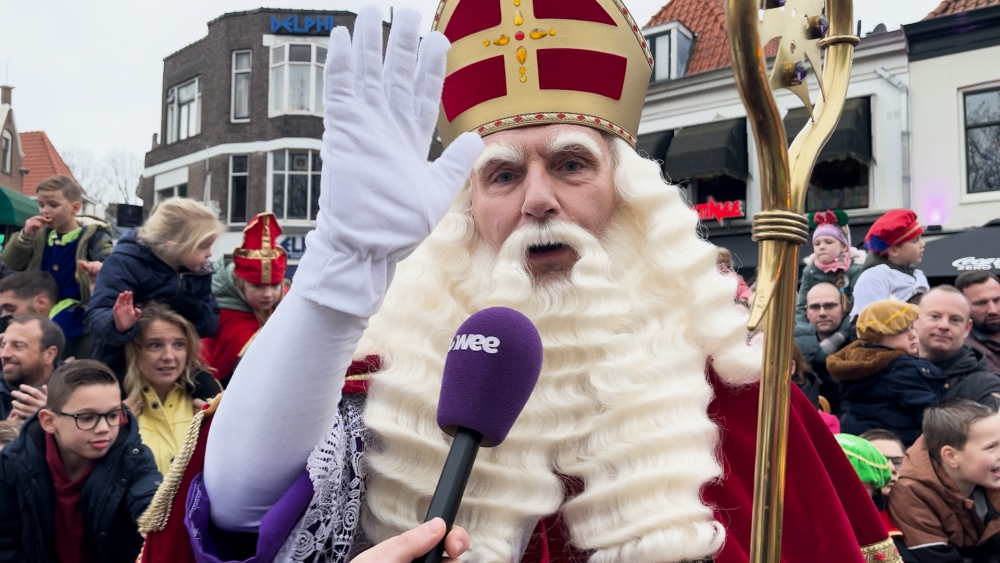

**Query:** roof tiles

left=18, top=131, right=76, bottom=197
left=926, top=0, right=1000, bottom=19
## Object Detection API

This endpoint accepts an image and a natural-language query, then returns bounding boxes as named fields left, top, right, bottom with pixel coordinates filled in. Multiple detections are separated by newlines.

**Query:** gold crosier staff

left=724, top=0, right=858, bottom=561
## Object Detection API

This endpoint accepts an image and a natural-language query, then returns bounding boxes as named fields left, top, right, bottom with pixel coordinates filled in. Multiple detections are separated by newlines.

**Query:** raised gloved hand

left=294, top=6, right=484, bottom=317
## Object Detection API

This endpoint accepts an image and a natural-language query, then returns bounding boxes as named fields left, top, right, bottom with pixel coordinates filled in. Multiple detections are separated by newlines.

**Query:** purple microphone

left=415, top=307, right=543, bottom=563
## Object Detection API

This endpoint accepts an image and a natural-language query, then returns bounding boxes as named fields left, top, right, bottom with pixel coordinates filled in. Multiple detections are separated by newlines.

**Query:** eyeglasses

left=52, top=407, right=126, bottom=430
left=886, top=456, right=904, bottom=469
left=807, top=302, right=841, bottom=312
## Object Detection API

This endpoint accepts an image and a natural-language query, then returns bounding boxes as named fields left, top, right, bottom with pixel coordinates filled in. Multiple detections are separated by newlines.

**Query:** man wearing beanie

left=851, top=210, right=929, bottom=319
left=827, top=299, right=945, bottom=447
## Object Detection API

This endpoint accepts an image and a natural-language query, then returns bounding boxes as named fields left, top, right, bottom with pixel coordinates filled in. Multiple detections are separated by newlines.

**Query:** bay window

left=271, top=150, right=321, bottom=221
left=269, top=43, right=326, bottom=116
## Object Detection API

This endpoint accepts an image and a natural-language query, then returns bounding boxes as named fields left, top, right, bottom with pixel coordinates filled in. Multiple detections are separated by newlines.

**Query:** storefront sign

left=278, top=235, right=307, bottom=260
left=271, top=15, right=336, bottom=35
left=952, top=257, right=1000, bottom=271
left=696, top=197, right=745, bottom=226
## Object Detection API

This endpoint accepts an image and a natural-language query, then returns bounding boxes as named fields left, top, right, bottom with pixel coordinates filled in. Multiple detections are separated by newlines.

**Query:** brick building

left=140, top=9, right=390, bottom=266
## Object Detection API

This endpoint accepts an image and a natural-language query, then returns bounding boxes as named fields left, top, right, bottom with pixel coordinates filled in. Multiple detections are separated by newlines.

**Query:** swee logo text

left=450, top=334, right=500, bottom=354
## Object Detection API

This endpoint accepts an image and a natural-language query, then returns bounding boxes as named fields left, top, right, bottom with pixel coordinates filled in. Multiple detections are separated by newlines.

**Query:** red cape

left=140, top=366, right=897, bottom=563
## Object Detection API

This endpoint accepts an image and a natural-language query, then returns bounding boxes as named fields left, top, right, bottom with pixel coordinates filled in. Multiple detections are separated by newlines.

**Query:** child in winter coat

left=85, top=199, right=223, bottom=377
left=827, top=299, right=946, bottom=447
left=0, top=360, right=161, bottom=563
left=851, top=209, right=928, bottom=319
left=889, top=400, right=1000, bottom=562
left=796, top=210, right=864, bottom=324
left=1, top=175, right=114, bottom=359
left=202, top=212, right=286, bottom=385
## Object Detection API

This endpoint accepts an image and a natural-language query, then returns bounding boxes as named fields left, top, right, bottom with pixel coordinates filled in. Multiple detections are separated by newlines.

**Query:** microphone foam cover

left=437, top=307, right=543, bottom=447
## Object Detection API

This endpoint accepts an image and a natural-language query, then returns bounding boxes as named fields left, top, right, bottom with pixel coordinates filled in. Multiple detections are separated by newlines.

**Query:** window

left=156, top=183, right=187, bottom=204
left=644, top=22, right=694, bottom=82
left=232, top=51, right=252, bottom=121
left=965, top=88, right=1000, bottom=193
left=1, top=130, right=10, bottom=174
left=271, top=150, right=321, bottom=221
left=230, top=155, right=249, bottom=223
left=805, top=160, right=870, bottom=212
left=165, top=78, right=201, bottom=144
left=269, top=43, right=326, bottom=116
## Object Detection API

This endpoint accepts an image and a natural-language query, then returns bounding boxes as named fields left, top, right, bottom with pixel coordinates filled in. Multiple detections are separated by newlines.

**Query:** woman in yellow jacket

left=123, top=302, right=221, bottom=474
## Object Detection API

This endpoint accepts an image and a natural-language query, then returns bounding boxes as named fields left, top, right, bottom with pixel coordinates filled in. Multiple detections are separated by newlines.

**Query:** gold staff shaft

left=724, top=0, right=858, bottom=561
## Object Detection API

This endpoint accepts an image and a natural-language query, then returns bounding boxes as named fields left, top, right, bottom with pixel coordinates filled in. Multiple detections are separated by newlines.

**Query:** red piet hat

left=865, top=209, right=923, bottom=256
left=233, top=213, right=287, bottom=285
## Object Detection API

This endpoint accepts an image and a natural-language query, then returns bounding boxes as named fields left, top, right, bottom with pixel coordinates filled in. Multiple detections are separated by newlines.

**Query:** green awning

left=784, top=97, right=872, bottom=164
left=663, top=118, right=749, bottom=182
left=0, top=185, right=38, bottom=227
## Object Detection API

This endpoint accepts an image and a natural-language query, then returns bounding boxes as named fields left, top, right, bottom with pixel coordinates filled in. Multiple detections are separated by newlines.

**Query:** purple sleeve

left=185, top=470, right=314, bottom=563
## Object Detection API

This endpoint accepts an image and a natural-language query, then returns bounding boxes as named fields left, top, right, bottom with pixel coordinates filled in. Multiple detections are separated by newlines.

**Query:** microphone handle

left=413, top=427, right=483, bottom=563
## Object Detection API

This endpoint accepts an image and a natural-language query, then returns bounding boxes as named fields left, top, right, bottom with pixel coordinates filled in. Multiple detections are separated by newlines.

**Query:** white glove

left=294, top=6, right=484, bottom=317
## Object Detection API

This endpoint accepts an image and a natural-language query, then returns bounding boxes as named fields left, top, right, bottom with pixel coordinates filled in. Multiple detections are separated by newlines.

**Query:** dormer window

left=643, top=21, right=694, bottom=82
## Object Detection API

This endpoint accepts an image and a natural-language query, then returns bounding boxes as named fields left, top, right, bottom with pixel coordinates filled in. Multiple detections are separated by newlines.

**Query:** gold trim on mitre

left=860, top=537, right=902, bottom=563
left=432, top=0, right=653, bottom=147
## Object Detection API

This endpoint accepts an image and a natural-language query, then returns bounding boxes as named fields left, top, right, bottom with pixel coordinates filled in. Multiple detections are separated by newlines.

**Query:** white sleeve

left=203, top=289, right=368, bottom=531
left=849, top=267, right=889, bottom=319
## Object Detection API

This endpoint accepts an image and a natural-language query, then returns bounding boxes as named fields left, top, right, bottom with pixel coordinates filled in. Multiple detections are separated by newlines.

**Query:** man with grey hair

left=916, top=286, right=1000, bottom=408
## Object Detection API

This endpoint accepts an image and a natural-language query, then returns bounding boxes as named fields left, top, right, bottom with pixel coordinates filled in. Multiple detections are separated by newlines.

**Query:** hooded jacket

left=827, top=341, right=945, bottom=447
left=0, top=409, right=161, bottom=563
left=0, top=218, right=114, bottom=306
left=888, top=435, right=1000, bottom=563
left=933, top=345, right=1000, bottom=411
left=201, top=258, right=268, bottom=381
left=85, top=230, right=220, bottom=376
left=851, top=253, right=929, bottom=320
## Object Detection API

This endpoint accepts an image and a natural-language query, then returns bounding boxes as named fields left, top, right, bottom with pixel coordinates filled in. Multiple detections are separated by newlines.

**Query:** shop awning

left=784, top=97, right=872, bottom=164
left=663, top=118, right=748, bottom=182
left=0, top=185, right=38, bottom=227
left=635, top=130, right=673, bottom=162
left=919, top=224, right=1000, bottom=278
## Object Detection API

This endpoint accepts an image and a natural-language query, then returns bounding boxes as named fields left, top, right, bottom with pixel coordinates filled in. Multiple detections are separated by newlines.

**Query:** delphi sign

left=953, top=257, right=1000, bottom=271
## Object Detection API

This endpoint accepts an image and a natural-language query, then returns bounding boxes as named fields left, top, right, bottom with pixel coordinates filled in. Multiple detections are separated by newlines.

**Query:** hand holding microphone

left=414, top=307, right=544, bottom=563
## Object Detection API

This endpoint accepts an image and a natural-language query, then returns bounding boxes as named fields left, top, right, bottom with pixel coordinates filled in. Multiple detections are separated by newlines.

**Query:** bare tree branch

left=102, top=150, right=144, bottom=205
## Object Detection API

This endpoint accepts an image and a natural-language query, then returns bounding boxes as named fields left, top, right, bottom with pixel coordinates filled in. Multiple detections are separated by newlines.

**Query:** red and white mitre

left=433, top=0, right=654, bottom=147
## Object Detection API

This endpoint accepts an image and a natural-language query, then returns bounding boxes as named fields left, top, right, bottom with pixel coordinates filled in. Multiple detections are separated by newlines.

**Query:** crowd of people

left=765, top=205, right=1000, bottom=561
left=3, top=3, right=1000, bottom=561
left=0, top=175, right=290, bottom=561
left=0, top=184, right=998, bottom=562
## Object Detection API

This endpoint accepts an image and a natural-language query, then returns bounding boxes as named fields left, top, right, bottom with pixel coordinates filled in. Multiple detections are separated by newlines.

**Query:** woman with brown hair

left=123, top=303, right=221, bottom=474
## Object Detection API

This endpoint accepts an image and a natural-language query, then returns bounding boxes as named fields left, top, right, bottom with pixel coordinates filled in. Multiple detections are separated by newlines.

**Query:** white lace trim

left=275, top=395, right=371, bottom=563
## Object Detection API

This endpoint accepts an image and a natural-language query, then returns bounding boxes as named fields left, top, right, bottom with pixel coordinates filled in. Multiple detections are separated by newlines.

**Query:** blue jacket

left=827, top=341, right=946, bottom=447
left=0, top=410, right=161, bottom=563
left=85, top=230, right=220, bottom=375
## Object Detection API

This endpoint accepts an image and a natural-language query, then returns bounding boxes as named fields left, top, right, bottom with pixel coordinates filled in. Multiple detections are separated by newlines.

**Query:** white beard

left=358, top=137, right=762, bottom=563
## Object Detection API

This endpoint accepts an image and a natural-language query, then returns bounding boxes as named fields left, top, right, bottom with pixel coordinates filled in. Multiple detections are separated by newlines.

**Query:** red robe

left=201, top=308, right=262, bottom=381
left=140, top=367, right=898, bottom=563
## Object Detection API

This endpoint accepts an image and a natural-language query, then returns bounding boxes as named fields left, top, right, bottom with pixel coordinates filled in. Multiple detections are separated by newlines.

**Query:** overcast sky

left=0, top=0, right=942, bottom=168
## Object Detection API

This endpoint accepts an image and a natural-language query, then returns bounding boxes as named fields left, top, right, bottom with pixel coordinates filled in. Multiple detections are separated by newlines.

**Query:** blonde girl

left=85, top=198, right=224, bottom=376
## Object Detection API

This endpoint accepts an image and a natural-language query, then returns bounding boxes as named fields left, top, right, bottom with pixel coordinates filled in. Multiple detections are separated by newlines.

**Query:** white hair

left=359, top=134, right=761, bottom=562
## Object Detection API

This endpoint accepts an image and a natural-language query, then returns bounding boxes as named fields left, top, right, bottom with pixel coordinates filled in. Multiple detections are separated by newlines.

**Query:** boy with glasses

left=0, top=360, right=160, bottom=563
